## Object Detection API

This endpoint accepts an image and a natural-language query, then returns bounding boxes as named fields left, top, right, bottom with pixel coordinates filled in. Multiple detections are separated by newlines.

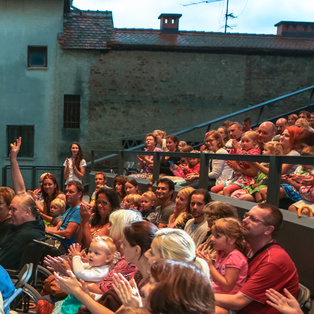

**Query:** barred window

left=63, top=95, right=80, bottom=128
left=28, top=46, right=47, bottom=67
left=7, top=125, right=34, bottom=157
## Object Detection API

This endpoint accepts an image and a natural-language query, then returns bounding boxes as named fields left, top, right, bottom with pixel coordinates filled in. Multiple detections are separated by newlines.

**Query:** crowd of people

left=0, top=109, right=313, bottom=314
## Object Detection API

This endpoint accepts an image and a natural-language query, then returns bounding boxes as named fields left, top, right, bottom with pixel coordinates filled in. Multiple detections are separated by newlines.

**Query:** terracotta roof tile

left=59, top=10, right=314, bottom=54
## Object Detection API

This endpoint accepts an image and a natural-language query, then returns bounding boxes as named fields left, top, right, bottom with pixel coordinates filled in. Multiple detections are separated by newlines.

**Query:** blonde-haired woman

left=168, top=187, right=194, bottom=229
left=145, top=228, right=210, bottom=280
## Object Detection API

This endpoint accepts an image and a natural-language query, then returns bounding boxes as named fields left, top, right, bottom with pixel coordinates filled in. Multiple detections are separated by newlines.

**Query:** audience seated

left=184, top=189, right=211, bottom=247
left=215, top=203, right=299, bottom=313
left=225, top=122, right=243, bottom=151
left=0, top=187, right=14, bottom=242
left=159, top=135, right=181, bottom=176
left=288, top=114, right=298, bottom=126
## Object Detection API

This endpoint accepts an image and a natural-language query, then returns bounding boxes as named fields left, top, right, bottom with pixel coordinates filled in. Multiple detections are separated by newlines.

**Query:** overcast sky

left=73, top=0, right=314, bottom=35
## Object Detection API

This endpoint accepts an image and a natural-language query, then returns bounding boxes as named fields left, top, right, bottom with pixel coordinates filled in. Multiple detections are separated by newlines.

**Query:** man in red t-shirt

left=215, top=203, right=299, bottom=313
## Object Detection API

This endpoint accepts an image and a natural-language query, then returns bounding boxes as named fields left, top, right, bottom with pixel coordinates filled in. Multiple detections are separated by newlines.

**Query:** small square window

left=64, top=95, right=80, bottom=128
left=28, top=46, right=47, bottom=67
left=7, top=125, right=34, bottom=158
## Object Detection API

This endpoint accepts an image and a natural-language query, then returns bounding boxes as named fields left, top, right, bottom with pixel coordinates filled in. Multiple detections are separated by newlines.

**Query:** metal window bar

left=63, top=95, right=80, bottom=128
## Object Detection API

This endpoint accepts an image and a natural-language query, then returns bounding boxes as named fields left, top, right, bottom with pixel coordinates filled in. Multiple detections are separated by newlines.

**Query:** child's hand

left=196, top=250, right=213, bottom=266
left=68, top=243, right=82, bottom=257
left=301, top=175, right=314, bottom=185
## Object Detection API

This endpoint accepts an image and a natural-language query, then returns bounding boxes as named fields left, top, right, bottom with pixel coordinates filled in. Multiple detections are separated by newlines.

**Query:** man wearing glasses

left=215, top=203, right=299, bottom=313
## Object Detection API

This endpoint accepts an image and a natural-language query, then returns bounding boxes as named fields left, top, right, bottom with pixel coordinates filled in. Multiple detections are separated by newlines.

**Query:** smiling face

left=156, top=182, right=173, bottom=202
left=166, top=138, right=177, bottom=152
left=205, top=136, right=219, bottom=152
left=43, top=178, right=57, bottom=196
left=175, top=190, right=189, bottom=212
left=125, top=182, right=138, bottom=195
left=279, top=129, right=291, bottom=149
left=241, top=135, right=255, bottom=151
left=88, top=241, right=110, bottom=267
left=96, top=193, right=112, bottom=219
left=144, top=239, right=161, bottom=268
left=115, top=182, right=123, bottom=194
left=70, top=144, right=79, bottom=157
left=257, top=123, right=276, bottom=145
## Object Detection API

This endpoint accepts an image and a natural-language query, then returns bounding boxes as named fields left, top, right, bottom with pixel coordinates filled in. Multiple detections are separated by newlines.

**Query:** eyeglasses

left=243, top=212, right=269, bottom=226
left=96, top=200, right=110, bottom=206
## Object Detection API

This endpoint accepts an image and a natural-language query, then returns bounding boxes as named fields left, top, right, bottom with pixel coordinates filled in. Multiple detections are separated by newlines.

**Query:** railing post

left=257, top=106, right=265, bottom=124
left=152, top=152, right=161, bottom=184
left=199, top=153, right=209, bottom=190
left=118, top=151, right=124, bottom=175
left=267, top=156, right=282, bottom=207
left=2, top=166, right=7, bottom=187
left=206, top=123, right=212, bottom=133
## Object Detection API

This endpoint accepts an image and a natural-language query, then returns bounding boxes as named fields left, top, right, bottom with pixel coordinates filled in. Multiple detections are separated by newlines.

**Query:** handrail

left=89, top=149, right=313, bottom=208
left=87, top=85, right=314, bottom=166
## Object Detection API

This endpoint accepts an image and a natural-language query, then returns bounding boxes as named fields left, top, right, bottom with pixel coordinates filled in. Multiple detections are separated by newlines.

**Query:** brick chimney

left=275, top=21, right=314, bottom=38
left=158, top=14, right=182, bottom=34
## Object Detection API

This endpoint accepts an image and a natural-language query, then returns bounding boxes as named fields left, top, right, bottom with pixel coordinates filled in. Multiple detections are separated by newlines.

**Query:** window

left=7, top=125, right=34, bottom=157
left=28, top=46, right=47, bottom=67
left=63, top=95, right=80, bottom=128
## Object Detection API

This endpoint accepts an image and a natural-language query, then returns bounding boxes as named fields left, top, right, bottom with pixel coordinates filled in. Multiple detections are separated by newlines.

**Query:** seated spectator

left=295, top=118, right=313, bottom=131
left=113, top=175, right=127, bottom=204
left=0, top=187, right=14, bottom=242
left=238, top=141, right=283, bottom=203
left=178, top=140, right=188, bottom=151
left=310, top=112, right=314, bottom=128
left=217, top=126, right=230, bottom=146
left=125, top=179, right=140, bottom=195
left=159, top=135, right=181, bottom=176
left=137, top=133, right=162, bottom=174
left=257, top=121, right=277, bottom=150
left=299, top=110, right=311, bottom=121
left=153, top=129, right=167, bottom=151
left=90, top=172, right=110, bottom=205
left=287, top=114, right=298, bottom=126
left=184, top=189, right=211, bottom=247
left=175, top=150, right=200, bottom=185
left=211, top=131, right=260, bottom=197
left=46, top=181, right=83, bottom=251
left=225, top=122, right=243, bottom=151
left=294, top=129, right=314, bottom=152
left=196, top=201, right=239, bottom=262
left=76, top=188, right=119, bottom=248
left=273, top=118, right=287, bottom=141
left=28, top=173, right=66, bottom=223
left=140, top=191, right=157, bottom=219
left=122, top=194, right=141, bottom=210
left=48, top=198, right=66, bottom=227
left=0, top=137, right=45, bottom=269
left=147, top=178, right=175, bottom=228
left=215, top=203, right=299, bottom=313
left=242, top=117, right=252, bottom=132
left=168, top=187, right=194, bottom=229
left=198, top=218, right=247, bottom=295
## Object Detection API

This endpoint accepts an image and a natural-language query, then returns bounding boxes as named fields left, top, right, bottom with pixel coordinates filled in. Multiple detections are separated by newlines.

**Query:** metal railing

left=89, top=149, right=313, bottom=208
left=88, top=85, right=314, bottom=167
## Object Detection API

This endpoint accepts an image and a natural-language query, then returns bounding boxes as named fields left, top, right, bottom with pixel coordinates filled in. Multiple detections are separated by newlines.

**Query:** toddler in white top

left=69, top=236, right=120, bottom=282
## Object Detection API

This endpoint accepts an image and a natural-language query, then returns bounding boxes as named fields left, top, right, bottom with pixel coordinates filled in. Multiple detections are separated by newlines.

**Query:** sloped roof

left=59, top=10, right=314, bottom=55
left=59, top=10, right=113, bottom=49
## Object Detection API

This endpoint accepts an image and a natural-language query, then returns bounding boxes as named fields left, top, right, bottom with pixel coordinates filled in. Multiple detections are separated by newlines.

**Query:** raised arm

left=10, top=137, right=26, bottom=194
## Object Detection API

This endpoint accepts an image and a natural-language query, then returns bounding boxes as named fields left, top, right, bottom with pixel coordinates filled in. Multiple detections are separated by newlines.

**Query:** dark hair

left=258, top=203, right=283, bottom=238
left=217, top=126, right=230, bottom=141
left=113, top=175, right=127, bottom=202
left=41, top=173, right=61, bottom=215
left=149, top=259, right=215, bottom=314
left=299, top=110, right=311, bottom=119
left=243, top=117, right=252, bottom=124
left=66, top=180, right=84, bottom=198
left=123, top=221, right=158, bottom=258
left=189, top=189, right=211, bottom=207
left=126, top=178, right=138, bottom=188
left=166, top=135, right=179, bottom=148
left=91, top=188, right=120, bottom=227
left=69, top=142, right=84, bottom=170
left=146, top=133, right=157, bottom=144
left=157, top=178, right=175, bottom=192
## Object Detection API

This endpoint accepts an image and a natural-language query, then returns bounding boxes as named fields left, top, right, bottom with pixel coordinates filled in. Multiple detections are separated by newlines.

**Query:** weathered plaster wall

left=0, top=0, right=64, bottom=175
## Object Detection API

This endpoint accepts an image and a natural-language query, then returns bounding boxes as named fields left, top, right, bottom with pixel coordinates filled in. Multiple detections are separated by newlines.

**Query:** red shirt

left=239, top=242, right=299, bottom=314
